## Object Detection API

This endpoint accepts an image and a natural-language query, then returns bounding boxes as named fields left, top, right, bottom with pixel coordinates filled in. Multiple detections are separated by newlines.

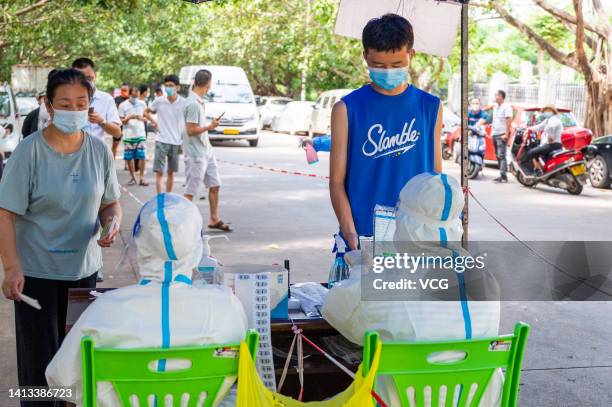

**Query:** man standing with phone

left=72, top=58, right=122, bottom=146
left=146, top=75, right=188, bottom=194
left=183, top=70, right=232, bottom=232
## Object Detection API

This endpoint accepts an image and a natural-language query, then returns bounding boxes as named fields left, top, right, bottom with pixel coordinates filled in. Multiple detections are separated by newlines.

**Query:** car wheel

left=589, top=156, right=611, bottom=188
left=249, top=139, right=259, bottom=147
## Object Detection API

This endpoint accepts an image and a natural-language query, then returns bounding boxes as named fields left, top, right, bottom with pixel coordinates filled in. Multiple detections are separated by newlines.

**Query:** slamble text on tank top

left=362, top=118, right=421, bottom=159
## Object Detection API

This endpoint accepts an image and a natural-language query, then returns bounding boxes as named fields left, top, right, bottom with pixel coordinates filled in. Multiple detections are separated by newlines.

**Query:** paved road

left=1, top=130, right=611, bottom=406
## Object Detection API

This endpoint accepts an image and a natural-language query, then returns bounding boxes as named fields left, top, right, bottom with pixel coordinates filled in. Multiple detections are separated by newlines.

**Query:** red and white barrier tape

left=119, top=184, right=144, bottom=206
left=218, top=159, right=330, bottom=181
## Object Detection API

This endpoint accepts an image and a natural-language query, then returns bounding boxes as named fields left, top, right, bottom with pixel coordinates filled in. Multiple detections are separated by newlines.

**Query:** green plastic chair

left=362, top=322, right=530, bottom=407
left=81, top=330, right=259, bottom=407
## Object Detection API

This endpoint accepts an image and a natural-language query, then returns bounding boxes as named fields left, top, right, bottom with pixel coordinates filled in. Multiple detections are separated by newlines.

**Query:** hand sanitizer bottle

left=194, top=235, right=228, bottom=286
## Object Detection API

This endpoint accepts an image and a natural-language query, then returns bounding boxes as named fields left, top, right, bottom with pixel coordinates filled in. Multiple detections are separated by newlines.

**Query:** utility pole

left=301, top=0, right=311, bottom=101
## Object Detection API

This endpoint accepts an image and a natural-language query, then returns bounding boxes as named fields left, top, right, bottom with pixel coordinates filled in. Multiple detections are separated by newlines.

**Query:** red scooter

left=509, top=128, right=589, bottom=195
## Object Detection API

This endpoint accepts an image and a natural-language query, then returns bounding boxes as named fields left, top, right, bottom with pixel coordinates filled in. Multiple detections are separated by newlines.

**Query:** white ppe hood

left=46, top=194, right=247, bottom=407
left=322, top=173, right=502, bottom=406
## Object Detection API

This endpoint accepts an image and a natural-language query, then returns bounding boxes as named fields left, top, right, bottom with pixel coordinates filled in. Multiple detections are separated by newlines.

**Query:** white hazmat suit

left=46, top=193, right=248, bottom=406
left=322, top=172, right=502, bottom=406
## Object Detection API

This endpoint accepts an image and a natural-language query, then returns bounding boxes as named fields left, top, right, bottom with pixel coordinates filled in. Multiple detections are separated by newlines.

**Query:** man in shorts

left=118, top=86, right=148, bottom=186
left=146, top=75, right=188, bottom=194
left=183, top=70, right=232, bottom=232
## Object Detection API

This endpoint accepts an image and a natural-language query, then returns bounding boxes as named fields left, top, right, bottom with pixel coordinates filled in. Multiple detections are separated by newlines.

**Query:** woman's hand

left=2, top=266, right=24, bottom=300
left=97, top=216, right=120, bottom=248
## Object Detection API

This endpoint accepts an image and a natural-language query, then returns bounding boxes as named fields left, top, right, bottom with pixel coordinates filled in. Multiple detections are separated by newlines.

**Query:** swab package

left=219, top=264, right=289, bottom=319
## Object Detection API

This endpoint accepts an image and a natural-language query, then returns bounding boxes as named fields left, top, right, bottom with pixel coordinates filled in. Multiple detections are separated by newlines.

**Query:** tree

left=478, top=0, right=612, bottom=136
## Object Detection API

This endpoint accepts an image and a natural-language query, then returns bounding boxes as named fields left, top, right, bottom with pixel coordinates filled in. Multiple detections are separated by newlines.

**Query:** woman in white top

left=526, top=105, right=563, bottom=176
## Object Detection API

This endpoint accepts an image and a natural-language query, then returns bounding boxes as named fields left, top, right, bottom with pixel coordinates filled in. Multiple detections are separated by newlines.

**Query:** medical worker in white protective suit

left=322, top=172, right=502, bottom=407
left=46, top=193, right=247, bottom=407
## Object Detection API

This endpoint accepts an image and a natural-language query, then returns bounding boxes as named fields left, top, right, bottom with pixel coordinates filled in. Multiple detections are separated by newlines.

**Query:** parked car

left=15, top=93, right=38, bottom=116
left=257, top=96, right=292, bottom=129
left=0, top=83, right=22, bottom=163
left=583, top=135, right=612, bottom=189
left=271, top=101, right=315, bottom=135
left=179, top=65, right=260, bottom=147
left=448, top=104, right=592, bottom=166
left=309, top=89, right=352, bottom=137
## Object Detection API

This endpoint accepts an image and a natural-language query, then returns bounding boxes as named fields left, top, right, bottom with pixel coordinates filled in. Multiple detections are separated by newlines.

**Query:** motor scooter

left=510, top=128, right=588, bottom=195
left=467, top=125, right=486, bottom=179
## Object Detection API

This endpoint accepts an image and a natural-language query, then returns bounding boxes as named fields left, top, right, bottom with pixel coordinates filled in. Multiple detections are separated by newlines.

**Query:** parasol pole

left=460, top=0, right=469, bottom=245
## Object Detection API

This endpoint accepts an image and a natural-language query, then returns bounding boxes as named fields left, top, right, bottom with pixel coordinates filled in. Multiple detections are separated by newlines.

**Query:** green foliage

left=1, top=0, right=455, bottom=99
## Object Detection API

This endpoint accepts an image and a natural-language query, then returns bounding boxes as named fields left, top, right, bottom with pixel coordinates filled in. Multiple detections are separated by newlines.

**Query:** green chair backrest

left=362, top=322, right=530, bottom=407
left=81, top=330, right=259, bottom=407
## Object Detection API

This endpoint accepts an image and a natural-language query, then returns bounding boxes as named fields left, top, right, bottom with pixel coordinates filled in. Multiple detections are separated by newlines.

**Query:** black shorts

left=527, top=142, right=562, bottom=161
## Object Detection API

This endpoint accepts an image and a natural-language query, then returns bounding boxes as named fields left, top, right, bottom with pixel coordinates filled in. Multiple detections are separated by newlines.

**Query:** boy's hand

left=344, top=232, right=359, bottom=251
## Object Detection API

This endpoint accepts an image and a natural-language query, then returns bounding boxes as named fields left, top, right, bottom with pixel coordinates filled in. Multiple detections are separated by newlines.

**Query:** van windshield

left=206, top=83, right=253, bottom=104
left=0, top=92, right=11, bottom=117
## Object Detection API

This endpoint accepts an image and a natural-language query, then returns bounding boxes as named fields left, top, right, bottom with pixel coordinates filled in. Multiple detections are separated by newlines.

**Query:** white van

left=309, top=89, right=353, bottom=137
left=0, top=82, right=22, bottom=163
left=179, top=65, right=260, bottom=147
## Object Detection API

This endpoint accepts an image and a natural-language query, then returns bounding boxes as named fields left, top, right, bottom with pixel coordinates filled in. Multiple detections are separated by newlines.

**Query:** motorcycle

left=509, top=128, right=588, bottom=195
left=441, top=126, right=459, bottom=161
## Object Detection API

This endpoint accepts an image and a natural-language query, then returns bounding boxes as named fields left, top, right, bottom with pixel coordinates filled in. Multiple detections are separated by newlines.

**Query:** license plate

left=569, top=163, right=586, bottom=176
left=223, top=129, right=240, bottom=135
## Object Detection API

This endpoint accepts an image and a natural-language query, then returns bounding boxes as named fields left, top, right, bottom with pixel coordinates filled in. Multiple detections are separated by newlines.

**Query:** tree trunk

left=537, top=49, right=546, bottom=79
left=585, top=79, right=612, bottom=136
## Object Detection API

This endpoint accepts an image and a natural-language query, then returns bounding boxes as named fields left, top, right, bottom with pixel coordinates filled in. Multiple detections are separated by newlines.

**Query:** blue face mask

left=542, top=111, right=553, bottom=119
left=368, top=67, right=409, bottom=90
left=52, top=108, right=88, bottom=134
left=165, top=87, right=175, bottom=97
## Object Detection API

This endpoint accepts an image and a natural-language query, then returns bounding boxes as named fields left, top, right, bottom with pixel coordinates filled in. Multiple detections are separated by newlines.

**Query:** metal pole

left=460, top=1, right=469, bottom=244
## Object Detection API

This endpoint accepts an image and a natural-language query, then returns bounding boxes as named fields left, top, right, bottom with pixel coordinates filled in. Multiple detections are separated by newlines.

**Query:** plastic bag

left=291, top=283, right=329, bottom=317
left=236, top=341, right=381, bottom=406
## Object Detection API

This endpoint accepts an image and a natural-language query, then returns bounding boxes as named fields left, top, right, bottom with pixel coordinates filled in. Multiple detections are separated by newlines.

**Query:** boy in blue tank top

left=330, top=13, right=443, bottom=250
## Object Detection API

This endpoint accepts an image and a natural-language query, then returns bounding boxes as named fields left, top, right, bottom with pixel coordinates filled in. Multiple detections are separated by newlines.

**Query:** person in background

left=145, top=75, right=188, bottom=194
left=330, top=13, right=443, bottom=251
left=118, top=86, right=149, bottom=186
left=0, top=69, right=121, bottom=401
left=526, top=105, right=563, bottom=177
left=468, top=97, right=488, bottom=127
left=71, top=58, right=121, bottom=151
left=134, top=84, right=151, bottom=174
left=183, top=70, right=232, bottom=231
left=491, top=90, right=513, bottom=183
left=114, top=83, right=129, bottom=107
left=154, top=86, right=163, bottom=98
left=114, top=83, right=130, bottom=168
left=0, top=124, right=14, bottom=180
left=138, top=84, right=150, bottom=106
left=46, top=194, right=246, bottom=407
left=21, top=91, right=51, bottom=138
